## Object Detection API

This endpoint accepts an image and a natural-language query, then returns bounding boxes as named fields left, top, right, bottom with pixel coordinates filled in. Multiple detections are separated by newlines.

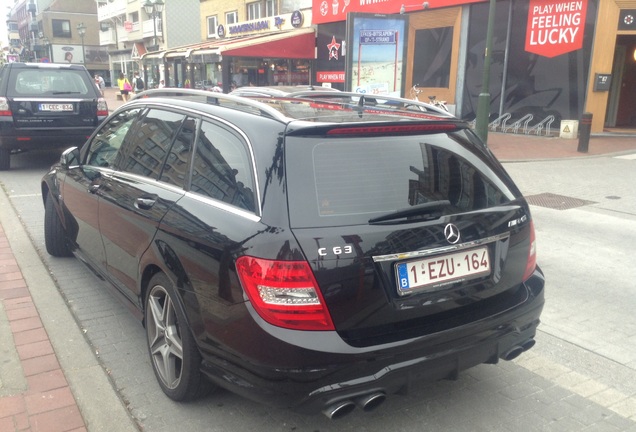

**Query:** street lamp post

left=76, top=22, right=86, bottom=64
left=474, top=0, right=496, bottom=146
left=40, top=36, right=52, bottom=62
left=143, top=0, right=164, bottom=51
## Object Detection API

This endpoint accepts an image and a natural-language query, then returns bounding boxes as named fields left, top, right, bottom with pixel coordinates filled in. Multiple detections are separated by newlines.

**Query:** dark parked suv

left=0, top=62, right=108, bottom=170
left=41, top=90, right=544, bottom=419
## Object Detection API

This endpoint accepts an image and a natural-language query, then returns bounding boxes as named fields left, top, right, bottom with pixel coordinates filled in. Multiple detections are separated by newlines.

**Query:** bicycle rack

left=488, top=113, right=511, bottom=132
left=502, top=114, right=534, bottom=134
left=527, top=115, right=556, bottom=136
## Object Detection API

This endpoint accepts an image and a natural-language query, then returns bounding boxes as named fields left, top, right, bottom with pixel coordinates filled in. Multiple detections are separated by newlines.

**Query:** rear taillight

left=522, top=220, right=537, bottom=281
left=97, top=98, right=109, bottom=117
left=0, top=97, right=11, bottom=116
left=235, top=256, right=335, bottom=331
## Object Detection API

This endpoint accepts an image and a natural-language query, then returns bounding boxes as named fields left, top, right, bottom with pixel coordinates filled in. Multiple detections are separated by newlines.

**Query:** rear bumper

left=0, top=130, right=92, bottom=151
left=198, top=270, right=545, bottom=414
left=0, top=120, right=101, bottom=151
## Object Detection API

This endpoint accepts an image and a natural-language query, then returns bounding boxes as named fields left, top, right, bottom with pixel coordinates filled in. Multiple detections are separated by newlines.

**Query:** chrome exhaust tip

left=354, top=392, right=386, bottom=412
left=502, top=345, right=524, bottom=361
left=521, top=338, right=536, bottom=351
left=322, top=400, right=356, bottom=420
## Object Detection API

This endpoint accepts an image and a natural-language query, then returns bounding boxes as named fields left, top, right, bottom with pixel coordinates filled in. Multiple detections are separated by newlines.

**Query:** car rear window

left=285, top=130, right=518, bottom=228
left=9, top=68, right=93, bottom=96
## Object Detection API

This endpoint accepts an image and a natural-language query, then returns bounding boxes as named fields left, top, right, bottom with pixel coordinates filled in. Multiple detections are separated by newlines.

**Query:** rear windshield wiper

left=368, top=200, right=451, bottom=224
left=52, top=91, right=81, bottom=95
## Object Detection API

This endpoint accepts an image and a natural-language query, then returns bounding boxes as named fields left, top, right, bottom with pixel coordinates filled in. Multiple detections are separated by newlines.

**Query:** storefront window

left=412, top=27, right=453, bottom=88
left=231, top=58, right=310, bottom=88
left=461, top=0, right=597, bottom=124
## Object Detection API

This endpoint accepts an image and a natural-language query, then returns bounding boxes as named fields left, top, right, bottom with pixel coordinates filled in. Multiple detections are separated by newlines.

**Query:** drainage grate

left=524, top=192, right=597, bottom=210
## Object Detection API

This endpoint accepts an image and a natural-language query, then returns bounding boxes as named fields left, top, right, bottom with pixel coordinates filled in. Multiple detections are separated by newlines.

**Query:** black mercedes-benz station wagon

left=42, top=90, right=544, bottom=419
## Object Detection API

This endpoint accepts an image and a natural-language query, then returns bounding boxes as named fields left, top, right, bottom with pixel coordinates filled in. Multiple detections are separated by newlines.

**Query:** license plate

left=396, top=247, right=490, bottom=295
left=39, top=103, right=73, bottom=112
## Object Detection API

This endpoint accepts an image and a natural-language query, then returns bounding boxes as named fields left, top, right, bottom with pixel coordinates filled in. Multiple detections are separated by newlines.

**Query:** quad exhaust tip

left=502, top=338, right=536, bottom=361
left=323, top=392, right=387, bottom=419
left=322, top=400, right=356, bottom=420
left=354, top=392, right=386, bottom=412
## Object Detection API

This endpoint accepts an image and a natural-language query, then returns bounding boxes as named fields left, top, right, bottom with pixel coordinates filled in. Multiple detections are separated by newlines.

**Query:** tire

left=0, top=148, right=10, bottom=171
left=44, top=193, right=73, bottom=257
left=145, top=272, right=214, bottom=401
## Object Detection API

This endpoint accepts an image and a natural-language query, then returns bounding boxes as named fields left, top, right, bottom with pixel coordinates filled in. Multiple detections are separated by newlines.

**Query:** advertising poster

left=345, top=13, right=408, bottom=96
left=525, top=0, right=588, bottom=57
left=53, top=45, right=85, bottom=64
left=316, top=22, right=347, bottom=89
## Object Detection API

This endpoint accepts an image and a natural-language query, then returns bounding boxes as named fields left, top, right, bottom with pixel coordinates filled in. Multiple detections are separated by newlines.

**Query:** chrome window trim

left=106, top=170, right=187, bottom=196
left=372, top=232, right=510, bottom=263
left=183, top=190, right=261, bottom=222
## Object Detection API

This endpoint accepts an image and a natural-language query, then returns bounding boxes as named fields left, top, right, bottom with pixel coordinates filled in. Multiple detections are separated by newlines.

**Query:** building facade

left=6, top=0, right=636, bottom=133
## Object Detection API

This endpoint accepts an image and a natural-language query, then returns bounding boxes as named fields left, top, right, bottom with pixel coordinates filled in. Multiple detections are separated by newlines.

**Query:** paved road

left=1, top=149, right=636, bottom=431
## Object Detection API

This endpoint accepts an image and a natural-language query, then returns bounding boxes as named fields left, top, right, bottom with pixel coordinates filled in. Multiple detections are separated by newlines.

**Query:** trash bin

left=559, top=120, right=578, bottom=139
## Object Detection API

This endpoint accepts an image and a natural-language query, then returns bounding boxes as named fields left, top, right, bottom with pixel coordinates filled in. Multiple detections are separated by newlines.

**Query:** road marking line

left=8, top=193, right=41, bottom=198
left=614, top=153, right=636, bottom=160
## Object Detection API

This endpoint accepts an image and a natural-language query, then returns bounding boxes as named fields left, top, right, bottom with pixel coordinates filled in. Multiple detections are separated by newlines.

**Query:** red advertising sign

left=317, top=71, right=345, bottom=82
left=312, top=0, right=484, bottom=24
left=525, top=0, right=588, bottom=58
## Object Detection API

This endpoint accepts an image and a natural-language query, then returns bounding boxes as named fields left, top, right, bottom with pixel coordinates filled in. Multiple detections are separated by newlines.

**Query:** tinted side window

left=159, top=117, right=197, bottom=188
left=114, top=109, right=186, bottom=179
left=190, top=120, right=255, bottom=212
left=86, top=108, right=143, bottom=168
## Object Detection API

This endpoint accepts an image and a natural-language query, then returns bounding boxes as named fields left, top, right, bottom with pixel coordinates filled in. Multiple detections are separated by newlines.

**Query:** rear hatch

left=285, top=123, right=535, bottom=347
left=7, top=66, right=99, bottom=130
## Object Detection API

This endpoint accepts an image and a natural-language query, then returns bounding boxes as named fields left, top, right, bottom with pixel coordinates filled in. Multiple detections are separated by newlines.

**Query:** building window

left=265, top=0, right=278, bottom=17
left=52, top=19, right=71, bottom=38
left=226, top=11, right=238, bottom=25
left=207, top=15, right=218, bottom=38
left=247, top=2, right=261, bottom=20
left=247, top=1, right=277, bottom=19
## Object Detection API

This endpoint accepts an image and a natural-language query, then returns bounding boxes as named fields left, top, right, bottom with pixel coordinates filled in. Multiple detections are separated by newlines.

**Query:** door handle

left=135, top=197, right=156, bottom=210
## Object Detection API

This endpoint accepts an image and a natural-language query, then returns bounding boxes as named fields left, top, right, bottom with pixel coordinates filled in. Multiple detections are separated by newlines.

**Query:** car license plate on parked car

left=39, top=103, right=73, bottom=112
left=396, top=247, right=491, bottom=295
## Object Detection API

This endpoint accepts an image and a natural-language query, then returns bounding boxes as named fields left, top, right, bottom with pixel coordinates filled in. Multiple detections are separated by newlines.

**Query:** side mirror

left=60, top=147, right=80, bottom=169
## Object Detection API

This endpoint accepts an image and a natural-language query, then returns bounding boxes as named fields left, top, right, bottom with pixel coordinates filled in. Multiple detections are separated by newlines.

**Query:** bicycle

left=427, top=95, right=449, bottom=112
left=410, top=84, right=449, bottom=112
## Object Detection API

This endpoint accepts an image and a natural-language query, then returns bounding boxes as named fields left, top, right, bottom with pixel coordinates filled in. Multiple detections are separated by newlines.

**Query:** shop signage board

left=525, top=0, right=588, bottom=58
left=312, top=0, right=483, bottom=24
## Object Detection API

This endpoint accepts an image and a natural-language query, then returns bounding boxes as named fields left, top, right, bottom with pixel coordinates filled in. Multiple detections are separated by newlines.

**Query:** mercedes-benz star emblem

left=444, top=223, right=461, bottom=244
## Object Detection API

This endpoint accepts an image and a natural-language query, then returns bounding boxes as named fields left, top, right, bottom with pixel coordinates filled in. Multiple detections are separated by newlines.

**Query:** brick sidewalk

left=0, top=223, right=86, bottom=432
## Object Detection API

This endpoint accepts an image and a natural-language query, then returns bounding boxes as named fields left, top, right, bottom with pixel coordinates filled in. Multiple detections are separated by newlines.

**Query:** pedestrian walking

left=117, top=73, right=132, bottom=102
left=94, top=74, right=105, bottom=96
left=134, top=72, right=145, bottom=94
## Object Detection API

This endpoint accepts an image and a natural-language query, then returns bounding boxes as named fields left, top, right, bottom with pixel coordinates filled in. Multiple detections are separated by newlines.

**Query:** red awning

left=219, top=29, right=315, bottom=59
left=132, top=42, right=147, bottom=59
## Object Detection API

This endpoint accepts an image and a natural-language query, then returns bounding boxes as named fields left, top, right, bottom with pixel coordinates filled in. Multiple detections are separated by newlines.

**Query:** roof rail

left=289, top=91, right=453, bottom=116
left=130, top=88, right=290, bottom=121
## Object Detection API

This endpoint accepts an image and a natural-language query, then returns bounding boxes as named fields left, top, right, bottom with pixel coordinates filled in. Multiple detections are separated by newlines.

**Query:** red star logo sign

left=327, top=36, right=340, bottom=60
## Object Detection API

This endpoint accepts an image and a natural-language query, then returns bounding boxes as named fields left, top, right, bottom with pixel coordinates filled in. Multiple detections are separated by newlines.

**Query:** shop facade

left=313, top=0, right=636, bottom=133
left=141, top=10, right=315, bottom=93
